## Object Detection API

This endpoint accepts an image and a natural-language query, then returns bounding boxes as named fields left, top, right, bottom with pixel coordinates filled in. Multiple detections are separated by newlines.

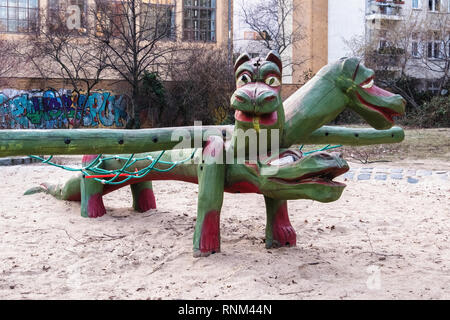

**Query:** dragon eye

left=237, top=73, right=252, bottom=87
left=265, top=76, right=281, bottom=87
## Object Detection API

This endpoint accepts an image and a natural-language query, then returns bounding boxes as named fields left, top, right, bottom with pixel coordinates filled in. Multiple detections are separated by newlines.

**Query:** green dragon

left=0, top=52, right=406, bottom=257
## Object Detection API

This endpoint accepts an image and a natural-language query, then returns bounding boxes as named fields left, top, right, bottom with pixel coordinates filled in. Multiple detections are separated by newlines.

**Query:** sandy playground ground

left=0, top=157, right=449, bottom=300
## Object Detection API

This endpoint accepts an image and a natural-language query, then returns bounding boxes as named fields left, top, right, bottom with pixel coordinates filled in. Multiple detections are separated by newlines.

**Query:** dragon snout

left=314, top=152, right=348, bottom=169
left=232, top=85, right=280, bottom=113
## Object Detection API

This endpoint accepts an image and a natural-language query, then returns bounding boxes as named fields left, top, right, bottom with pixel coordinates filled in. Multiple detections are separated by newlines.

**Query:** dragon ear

left=265, top=51, right=283, bottom=75
left=234, top=53, right=251, bottom=73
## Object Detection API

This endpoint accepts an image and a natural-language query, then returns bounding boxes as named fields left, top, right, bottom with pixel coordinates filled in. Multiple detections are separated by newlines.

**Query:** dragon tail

left=24, top=183, right=64, bottom=200
left=24, top=176, right=82, bottom=201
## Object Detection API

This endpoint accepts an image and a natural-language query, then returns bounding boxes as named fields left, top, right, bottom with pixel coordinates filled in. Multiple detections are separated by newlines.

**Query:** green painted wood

left=299, top=126, right=405, bottom=146
left=193, top=137, right=225, bottom=257
left=0, top=126, right=231, bottom=157
left=0, top=125, right=404, bottom=157
left=10, top=54, right=409, bottom=258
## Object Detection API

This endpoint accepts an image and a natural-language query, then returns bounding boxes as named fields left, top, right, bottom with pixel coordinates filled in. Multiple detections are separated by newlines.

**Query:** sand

left=0, top=158, right=449, bottom=300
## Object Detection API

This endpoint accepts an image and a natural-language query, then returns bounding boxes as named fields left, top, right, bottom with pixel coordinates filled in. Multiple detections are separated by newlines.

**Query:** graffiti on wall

left=0, top=89, right=129, bottom=129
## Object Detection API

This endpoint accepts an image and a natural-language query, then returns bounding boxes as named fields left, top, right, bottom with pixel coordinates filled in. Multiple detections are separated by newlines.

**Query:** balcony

left=366, top=0, right=405, bottom=21
left=369, top=47, right=404, bottom=71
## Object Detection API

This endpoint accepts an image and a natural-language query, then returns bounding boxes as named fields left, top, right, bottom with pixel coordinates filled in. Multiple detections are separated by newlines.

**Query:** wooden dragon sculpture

left=0, top=52, right=406, bottom=257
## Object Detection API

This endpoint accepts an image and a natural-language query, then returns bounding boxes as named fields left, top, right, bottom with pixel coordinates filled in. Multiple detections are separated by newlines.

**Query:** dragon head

left=231, top=51, right=285, bottom=137
left=227, top=149, right=349, bottom=203
left=330, top=57, right=406, bottom=130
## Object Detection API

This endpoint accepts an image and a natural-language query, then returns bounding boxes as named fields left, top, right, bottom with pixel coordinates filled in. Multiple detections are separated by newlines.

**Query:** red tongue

left=234, top=110, right=278, bottom=125
left=364, top=85, right=395, bottom=97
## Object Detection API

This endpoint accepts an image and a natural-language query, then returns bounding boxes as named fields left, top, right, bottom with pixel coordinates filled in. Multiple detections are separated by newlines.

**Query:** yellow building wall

left=292, top=0, right=328, bottom=84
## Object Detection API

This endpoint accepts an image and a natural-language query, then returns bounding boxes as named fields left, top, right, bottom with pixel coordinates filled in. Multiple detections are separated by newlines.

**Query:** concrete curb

left=0, top=156, right=42, bottom=166
left=343, top=167, right=449, bottom=184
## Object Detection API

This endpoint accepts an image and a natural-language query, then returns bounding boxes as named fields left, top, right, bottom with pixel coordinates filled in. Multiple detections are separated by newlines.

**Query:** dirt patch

left=0, top=160, right=448, bottom=300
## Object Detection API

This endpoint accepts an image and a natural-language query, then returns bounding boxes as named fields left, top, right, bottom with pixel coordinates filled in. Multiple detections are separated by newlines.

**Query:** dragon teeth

left=270, top=155, right=295, bottom=166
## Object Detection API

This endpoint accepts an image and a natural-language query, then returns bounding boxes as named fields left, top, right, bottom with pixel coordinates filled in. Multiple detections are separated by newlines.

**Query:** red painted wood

left=67, top=193, right=81, bottom=201
left=273, top=202, right=296, bottom=247
left=82, top=155, right=99, bottom=165
left=225, top=181, right=261, bottom=194
left=87, top=193, right=106, bottom=218
left=200, top=210, right=220, bottom=254
left=138, top=188, right=156, bottom=211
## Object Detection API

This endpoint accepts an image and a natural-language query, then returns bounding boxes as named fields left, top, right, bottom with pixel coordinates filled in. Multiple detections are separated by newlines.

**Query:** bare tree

left=0, top=40, right=16, bottom=77
left=238, top=0, right=306, bottom=76
left=92, top=0, right=181, bottom=128
left=413, top=13, right=449, bottom=95
left=346, top=12, right=449, bottom=109
left=24, top=5, right=109, bottom=128
left=165, top=45, right=235, bottom=126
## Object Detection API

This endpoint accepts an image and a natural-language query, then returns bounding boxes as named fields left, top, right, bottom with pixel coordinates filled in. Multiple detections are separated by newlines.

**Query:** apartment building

left=0, top=0, right=233, bottom=89
left=365, top=0, right=450, bottom=91
left=235, top=0, right=448, bottom=91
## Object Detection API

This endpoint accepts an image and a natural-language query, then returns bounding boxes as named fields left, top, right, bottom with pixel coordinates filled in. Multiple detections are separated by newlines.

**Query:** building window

left=379, top=40, right=388, bottom=51
left=411, top=32, right=420, bottom=57
left=243, top=30, right=270, bottom=41
left=48, top=0, right=87, bottom=33
left=141, top=0, right=176, bottom=40
left=427, top=32, right=442, bottom=59
left=95, top=0, right=125, bottom=38
left=183, top=0, right=216, bottom=42
left=412, top=0, right=421, bottom=9
left=0, top=0, right=39, bottom=33
left=428, top=0, right=440, bottom=11
left=427, top=80, right=440, bottom=94
left=412, top=42, right=420, bottom=57
left=447, top=33, right=450, bottom=57
left=427, top=41, right=441, bottom=58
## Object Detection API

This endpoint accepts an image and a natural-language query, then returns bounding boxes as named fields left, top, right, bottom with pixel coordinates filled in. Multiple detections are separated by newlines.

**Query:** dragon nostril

left=264, top=95, right=276, bottom=102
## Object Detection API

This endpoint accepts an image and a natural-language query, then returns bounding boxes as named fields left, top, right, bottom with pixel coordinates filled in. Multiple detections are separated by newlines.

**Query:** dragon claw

left=136, top=188, right=157, bottom=212
left=265, top=201, right=297, bottom=249
left=193, top=210, right=221, bottom=258
left=272, top=224, right=297, bottom=248
left=86, top=193, right=106, bottom=218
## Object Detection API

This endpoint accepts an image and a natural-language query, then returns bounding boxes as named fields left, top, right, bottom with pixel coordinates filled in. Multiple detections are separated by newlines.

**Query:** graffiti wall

left=0, top=89, right=129, bottom=129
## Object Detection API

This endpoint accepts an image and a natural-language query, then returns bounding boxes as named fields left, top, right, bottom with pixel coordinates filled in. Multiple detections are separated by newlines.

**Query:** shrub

left=399, top=95, right=450, bottom=128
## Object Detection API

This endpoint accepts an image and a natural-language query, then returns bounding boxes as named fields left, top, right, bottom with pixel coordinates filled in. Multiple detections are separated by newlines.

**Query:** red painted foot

left=87, top=193, right=106, bottom=218
left=271, top=202, right=297, bottom=248
left=197, top=210, right=221, bottom=257
left=137, top=189, right=157, bottom=212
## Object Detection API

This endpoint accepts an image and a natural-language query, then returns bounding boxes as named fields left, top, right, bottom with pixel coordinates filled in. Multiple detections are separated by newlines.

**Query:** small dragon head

left=227, top=149, right=349, bottom=203
left=258, top=149, right=349, bottom=202
left=330, top=57, right=406, bottom=130
left=230, top=51, right=285, bottom=135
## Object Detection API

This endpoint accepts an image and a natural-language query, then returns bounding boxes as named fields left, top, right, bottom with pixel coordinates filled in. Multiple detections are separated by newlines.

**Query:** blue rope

left=301, top=144, right=343, bottom=156
left=28, top=149, right=198, bottom=185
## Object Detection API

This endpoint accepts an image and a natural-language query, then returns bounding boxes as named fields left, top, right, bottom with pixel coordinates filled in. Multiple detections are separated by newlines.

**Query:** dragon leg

left=131, top=181, right=156, bottom=212
left=80, top=155, right=106, bottom=218
left=264, top=197, right=297, bottom=248
left=193, top=137, right=225, bottom=257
